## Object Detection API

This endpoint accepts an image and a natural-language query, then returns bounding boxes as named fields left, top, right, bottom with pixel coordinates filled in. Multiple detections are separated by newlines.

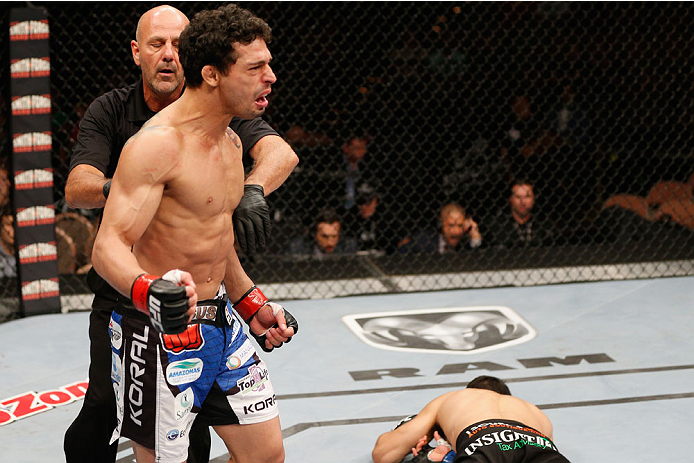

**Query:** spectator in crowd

left=285, top=123, right=333, bottom=149
left=286, top=207, right=357, bottom=256
left=399, top=203, right=482, bottom=254
left=602, top=194, right=653, bottom=222
left=598, top=193, right=666, bottom=243
left=339, top=134, right=371, bottom=210
left=598, top=172, right=694, bottom=241
left=499, top=93, right=564, bottom=188
left=552, top=84, right=591, bottom=147
left=342, top=181, right=399, bottom=254
left=645, top=172, right=694, bottom=230
left=487, top=178, right=555, bottom=248
left=0, top=210, right=16, bottom=278
left=652, top=198, right=694, bottom=230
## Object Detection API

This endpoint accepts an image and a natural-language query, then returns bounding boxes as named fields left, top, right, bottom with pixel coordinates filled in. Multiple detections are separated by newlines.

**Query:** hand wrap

left=131, top=270, right=188, bottom=334
left=233, top=184, right=271, bottom=261
left=233, top=286, right=299, bottom=352
left=411, top=445, right=455, bottom=463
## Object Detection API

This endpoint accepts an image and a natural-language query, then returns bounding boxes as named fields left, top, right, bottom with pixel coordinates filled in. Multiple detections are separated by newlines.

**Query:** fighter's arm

left=65, top=97, right=117, bottom=209
left=372, top=394, right=451, bottom=463
left=92, top=125, right=182, bottom=297
left=65, top=164, right=111, bottom=209
left=234, top=135, right=299, bottom=258
left=224, top=247, right=297, bottom=352
left=245, top=134, right=298, bottom=195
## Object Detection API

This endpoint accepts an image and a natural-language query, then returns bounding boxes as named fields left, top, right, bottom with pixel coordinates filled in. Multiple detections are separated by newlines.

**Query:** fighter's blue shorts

left=108, top=297, right=278, bottom=463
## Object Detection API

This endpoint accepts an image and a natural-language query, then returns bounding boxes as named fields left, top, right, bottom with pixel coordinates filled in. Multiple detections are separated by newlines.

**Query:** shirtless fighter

left=91, top=5, right=296, bottom=463
left=372, top=376, right=571, bottom=463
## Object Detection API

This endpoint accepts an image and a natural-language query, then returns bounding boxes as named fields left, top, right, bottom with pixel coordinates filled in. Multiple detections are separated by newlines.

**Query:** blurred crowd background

left=2, top=1, right=694, bottom=318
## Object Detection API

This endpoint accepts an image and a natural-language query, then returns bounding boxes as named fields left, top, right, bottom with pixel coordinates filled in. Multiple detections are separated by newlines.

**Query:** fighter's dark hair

left=466, top=375, right=512, bottom=395
left=179, top=3, right=272, bottom=88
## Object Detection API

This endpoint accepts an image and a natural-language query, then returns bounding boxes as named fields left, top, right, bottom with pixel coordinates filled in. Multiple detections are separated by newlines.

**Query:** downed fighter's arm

left=91, top=123, right=180, bottom=297
left=372, top=393, right=451, bottom=463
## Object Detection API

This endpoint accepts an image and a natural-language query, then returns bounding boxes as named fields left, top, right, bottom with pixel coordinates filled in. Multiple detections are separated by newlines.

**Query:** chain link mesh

left=2, top=2, right=693, bottom=317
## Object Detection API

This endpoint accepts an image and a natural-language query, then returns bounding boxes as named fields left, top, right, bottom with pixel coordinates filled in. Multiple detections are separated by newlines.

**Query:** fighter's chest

left=168, top=145, right=244, bottom=213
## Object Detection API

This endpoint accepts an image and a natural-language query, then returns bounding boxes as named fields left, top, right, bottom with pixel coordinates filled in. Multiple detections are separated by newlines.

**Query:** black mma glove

left=233, top=285, right=298, bottom=353
left=131, top=271, right=189, bottom=334
left=103, top=179, right=112, bottom=199
left=410, top=444, right=435, bottom=463
left=233, top=184, right=271, bottom=261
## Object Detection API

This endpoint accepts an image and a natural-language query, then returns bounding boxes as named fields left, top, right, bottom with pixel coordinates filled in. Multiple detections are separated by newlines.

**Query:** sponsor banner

left=18, top=241, right=57, bottom=265
left=237, top=364, right=269, bottom=396
left=21, top=278, right=60, bottom=300
left=6, top=150, right=52, bottom=173
left=13, top=188, right=55, bottom=212
left=11, top=115, right=52, bottom=136
left=15, top=205, right=54, bottom=228
left=9, top=57, right=50, bottom=78
left=14, top=168, right=54, bottom=189
left=16, top=258, right=62, bottom=286
left=9, top=75, right=50, bottom=97
left=0, top=380, right=88, bottom=426
left=11, top=95, right=51, bottom=115
left=13, top=224, right=57, bottom=248
left=9, top=7, right=59, bottom=315
left=12, top=131, right=53, bottom=153
left=174, top=388, right=194, bottom=422
left=9, top=19, right=50, bottom=41
left=165, top=359, right=204, bottom=386
left=226, top=339, right=255, bottom=370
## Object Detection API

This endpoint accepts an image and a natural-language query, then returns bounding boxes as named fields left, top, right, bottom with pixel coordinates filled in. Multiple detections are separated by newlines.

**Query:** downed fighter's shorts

left=454, top=419, right=571, bottom=462
left=108, top=296, right=278, bottom=463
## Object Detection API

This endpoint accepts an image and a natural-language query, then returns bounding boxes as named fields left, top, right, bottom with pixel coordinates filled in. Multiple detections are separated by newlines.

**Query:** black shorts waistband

left=115, top=296, right=233, bottom=327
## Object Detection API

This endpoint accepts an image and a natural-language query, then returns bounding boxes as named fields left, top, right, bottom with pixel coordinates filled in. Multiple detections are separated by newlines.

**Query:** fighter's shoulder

left=225, top=127, right=243, bottom=152
left=120, top=117, right=182, bottom=167
left=125, top=116, right=180, bottom=148
left=423, top=390, right=465, bottom=411
left=439, top=389, right=486, bottom=406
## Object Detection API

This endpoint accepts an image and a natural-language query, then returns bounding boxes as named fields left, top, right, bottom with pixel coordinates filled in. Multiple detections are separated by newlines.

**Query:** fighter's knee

left=228, top=447, right=283, bottom=463
left=260, top=444, right=284, bottom=463
left=262, top=444, right=284, bottom=463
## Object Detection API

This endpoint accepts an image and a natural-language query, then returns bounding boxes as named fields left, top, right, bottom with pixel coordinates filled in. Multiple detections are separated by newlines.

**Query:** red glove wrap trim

left=233, top=286, right=268, bottom=322
left=131, top=274, right=159, bottom=314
